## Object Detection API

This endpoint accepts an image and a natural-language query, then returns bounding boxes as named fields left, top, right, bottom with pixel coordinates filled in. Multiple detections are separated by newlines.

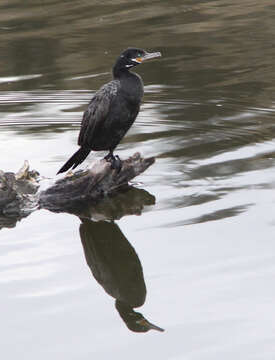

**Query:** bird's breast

left=119, top=73, right=144, bottom=105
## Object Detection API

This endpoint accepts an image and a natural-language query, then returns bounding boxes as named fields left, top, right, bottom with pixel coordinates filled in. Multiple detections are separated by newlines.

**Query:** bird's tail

left=57, top=147, right=91, bottom=174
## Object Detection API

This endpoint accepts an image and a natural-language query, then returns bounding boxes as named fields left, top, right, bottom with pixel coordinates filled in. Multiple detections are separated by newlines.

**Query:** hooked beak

left=137, top=318, right=165, bottom=332
left=133, top=51, right=162, bottom=64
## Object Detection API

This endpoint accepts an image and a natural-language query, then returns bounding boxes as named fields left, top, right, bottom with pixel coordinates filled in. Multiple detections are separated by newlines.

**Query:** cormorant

left=57, top=47, right=161, bottom=174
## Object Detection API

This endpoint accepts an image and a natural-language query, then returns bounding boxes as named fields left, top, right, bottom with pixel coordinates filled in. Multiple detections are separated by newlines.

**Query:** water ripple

left=0, top=74, right=42, bottom=84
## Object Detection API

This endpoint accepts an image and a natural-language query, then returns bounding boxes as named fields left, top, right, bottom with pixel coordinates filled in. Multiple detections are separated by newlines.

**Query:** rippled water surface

left=1, top=1, right=275, bottom=359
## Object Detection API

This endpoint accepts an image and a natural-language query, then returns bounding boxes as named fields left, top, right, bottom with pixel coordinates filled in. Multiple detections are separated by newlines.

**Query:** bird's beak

left=133, top=51, right=162, bottom=63
left=137, top=318, right=165, bottom=332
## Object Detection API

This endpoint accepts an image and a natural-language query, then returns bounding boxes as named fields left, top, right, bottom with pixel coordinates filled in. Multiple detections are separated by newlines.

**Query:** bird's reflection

left=78, top=187, right=164, bottom=333
left=79, top=219, right=163, bottom=332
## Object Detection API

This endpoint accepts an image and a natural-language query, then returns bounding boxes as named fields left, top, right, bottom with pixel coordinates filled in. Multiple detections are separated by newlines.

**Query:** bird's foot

left=111, top=155, right=122, bottom=172
left=104, top=153, right=112, bottom=161
left=105, top=154, right=122, bottom=173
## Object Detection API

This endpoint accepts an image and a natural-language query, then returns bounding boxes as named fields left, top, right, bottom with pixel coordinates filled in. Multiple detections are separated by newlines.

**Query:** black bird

left=57, top=47, right=161, bottom=174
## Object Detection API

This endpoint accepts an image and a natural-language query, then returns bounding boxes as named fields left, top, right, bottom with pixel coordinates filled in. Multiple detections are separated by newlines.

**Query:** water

left=1, top=0, right=275, bottom=358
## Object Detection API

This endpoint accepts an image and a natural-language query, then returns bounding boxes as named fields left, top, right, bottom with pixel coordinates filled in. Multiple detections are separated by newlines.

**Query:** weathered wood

left=0, top=161, right=40, bottom=228
left=0, top=153, right=155, bottom=228
left=39, top=152, right=155, bottom=213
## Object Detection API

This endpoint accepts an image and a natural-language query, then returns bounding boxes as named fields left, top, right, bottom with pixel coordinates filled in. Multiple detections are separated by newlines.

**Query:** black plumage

left=57, top=47, right=161, bottom=174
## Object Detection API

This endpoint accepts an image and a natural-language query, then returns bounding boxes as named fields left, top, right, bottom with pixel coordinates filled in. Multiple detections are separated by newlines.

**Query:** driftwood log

left=0, top=153, right=155, bottom=228
left=0, top=161, right=40, bottom=229
left=40, top=152, right=155, bottom=213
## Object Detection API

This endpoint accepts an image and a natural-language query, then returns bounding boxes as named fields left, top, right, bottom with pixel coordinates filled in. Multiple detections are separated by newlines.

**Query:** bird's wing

left=78, top=80, right=120, bottom=147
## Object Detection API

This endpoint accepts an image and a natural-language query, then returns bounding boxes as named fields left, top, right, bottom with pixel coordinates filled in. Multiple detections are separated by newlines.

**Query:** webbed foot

left=104, top=153, right=122, bottom=172
left=104, top=152, right=112, bottom=161
left=110, top=155, right=122, bottom=172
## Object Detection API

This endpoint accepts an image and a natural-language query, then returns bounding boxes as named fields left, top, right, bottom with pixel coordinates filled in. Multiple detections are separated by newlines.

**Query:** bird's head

left=128, top=311, right=165, bottom=333
left=115, top=300, right=164, bottom=333
left=113, top=47, right=161, bottom=76
left=120, top=47, right=161, bottom=68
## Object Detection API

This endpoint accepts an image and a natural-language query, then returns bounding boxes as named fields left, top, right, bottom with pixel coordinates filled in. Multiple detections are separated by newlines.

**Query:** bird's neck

left=112, top=63, right=132, bottom=79
left=112, top=64, right=143, bottom=103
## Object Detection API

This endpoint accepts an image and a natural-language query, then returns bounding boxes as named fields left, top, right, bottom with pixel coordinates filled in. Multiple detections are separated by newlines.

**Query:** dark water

left=1, top=1, right=275, bottom=358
